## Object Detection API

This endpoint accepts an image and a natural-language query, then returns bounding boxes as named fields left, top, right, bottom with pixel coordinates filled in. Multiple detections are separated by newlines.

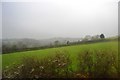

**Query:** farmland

left=2, top=41, right=119, bottom=78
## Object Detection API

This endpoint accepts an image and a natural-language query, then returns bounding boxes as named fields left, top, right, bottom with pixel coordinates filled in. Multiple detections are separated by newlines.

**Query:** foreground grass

left=3, top=53, right=73, bottom=78
left=0, top=55, right=2, bottom=78
left=2, top=41, right=119, bottom=78
left=3, top=41, right=118, bottom=68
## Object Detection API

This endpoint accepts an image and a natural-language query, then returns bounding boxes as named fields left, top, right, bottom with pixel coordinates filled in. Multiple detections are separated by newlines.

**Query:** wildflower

left=30, top=68, right=35, bottom=73
left=14, top=72, right=17, bottom=74
left=17, top=66, right=21, bottom=69
left=48, top=59, right=51, bottom=62
left=58, top=63, right=61, bottom=66
left=62, top=63, right=66, bottom=66
left=21, top=64, right=24, bottom=67
left=7, top=76, right=11, bottom=78
left=39, top=66, right=44, bottom=69
left=52, top=60, right=58, bottom=63
left=76, top=73, right=82, bottom=77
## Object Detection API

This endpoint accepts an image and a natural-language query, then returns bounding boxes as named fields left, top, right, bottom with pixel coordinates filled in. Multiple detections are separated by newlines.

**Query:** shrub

left=3, top=51, right=72, bottom=78
left=77, top=50, right=118, bottom=78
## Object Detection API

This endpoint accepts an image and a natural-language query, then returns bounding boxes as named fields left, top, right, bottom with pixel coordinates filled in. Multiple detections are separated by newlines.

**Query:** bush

left=3, top=51, right=73, bottom=78
left=3, top=50, right=118, bottom=78
left=77, top=50, right=118, bottom=78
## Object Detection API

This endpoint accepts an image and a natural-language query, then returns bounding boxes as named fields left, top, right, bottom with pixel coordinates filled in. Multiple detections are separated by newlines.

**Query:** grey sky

left=0, top=2, right=2, bottom=39
left=2, top=0, right=119, bottom=39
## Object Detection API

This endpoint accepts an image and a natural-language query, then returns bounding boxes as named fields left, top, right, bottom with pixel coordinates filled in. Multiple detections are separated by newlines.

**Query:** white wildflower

left=30, top=68, right=35, bottom=73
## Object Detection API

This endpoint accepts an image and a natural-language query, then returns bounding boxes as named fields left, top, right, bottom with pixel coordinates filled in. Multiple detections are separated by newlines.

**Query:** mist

left=2, top=0, right=118, bottom=39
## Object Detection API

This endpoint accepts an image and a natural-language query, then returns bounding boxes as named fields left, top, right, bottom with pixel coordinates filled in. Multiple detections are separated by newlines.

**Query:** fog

left=2, top=0, right=119, bottom=39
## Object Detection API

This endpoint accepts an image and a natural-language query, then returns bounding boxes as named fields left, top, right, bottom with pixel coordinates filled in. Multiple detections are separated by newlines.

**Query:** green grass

left=0, top=54, right=2, bottom=76
left=2, top=41, right=118, bottom=71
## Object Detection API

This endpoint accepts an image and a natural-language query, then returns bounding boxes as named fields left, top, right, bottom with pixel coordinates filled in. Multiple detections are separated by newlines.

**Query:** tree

left=91, top=35, right=100, bottom=40
left=78, top=40, right=81, bottom=43
left=82, top=35, right=92, bottom=41
left=100, top=34, right=105, bottom=39
left=67, top=41, right=69, bottom=45
left=54, top=40, right=59, bottom=46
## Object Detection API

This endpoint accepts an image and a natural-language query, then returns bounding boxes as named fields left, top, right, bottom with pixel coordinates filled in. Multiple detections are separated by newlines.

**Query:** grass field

left=2, top=41, right=118, bottom=71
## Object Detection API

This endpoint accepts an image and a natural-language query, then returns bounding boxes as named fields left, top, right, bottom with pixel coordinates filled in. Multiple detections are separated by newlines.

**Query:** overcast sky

left=2, top=0, right=119, bottom=39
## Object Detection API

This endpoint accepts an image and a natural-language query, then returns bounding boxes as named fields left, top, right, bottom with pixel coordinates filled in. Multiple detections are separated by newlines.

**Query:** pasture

left=2, top=41, right=119, bottom=78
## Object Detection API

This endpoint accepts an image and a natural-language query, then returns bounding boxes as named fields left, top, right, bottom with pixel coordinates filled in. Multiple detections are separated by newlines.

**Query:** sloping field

left=2, top=41, right=118, bottom=70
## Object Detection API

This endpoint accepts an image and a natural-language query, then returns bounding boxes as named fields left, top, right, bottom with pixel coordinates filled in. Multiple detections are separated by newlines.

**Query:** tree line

left=2, top=34, right=117, bottom=54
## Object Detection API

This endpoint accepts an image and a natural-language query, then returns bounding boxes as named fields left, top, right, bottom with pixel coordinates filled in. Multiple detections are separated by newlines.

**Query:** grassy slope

left=0, top=55, right=1, bottom=78
left=2, top=41, right=118, bottom=71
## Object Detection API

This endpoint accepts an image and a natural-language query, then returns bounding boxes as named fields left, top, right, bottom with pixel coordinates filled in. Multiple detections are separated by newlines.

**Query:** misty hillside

left=2, top=37, right=82, bottom=48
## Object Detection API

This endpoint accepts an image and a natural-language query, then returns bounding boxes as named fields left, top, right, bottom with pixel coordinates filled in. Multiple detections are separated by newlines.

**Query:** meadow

left=2, top=41, right=119, bottom=78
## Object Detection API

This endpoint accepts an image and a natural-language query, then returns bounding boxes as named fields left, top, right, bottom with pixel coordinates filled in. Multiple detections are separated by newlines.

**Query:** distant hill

left=2, top=37, right=82, bottom=48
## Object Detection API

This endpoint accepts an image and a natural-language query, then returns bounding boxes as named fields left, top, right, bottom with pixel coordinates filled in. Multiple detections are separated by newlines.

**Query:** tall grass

left=3, top=51, right=73, bottom=78
left=3, top=50, right=118, bottom=78
left=77, top=50, right=118, bottom=78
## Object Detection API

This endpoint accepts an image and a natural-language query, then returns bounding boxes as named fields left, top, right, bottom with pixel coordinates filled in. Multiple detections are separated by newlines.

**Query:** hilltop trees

left=54, top=40, right=59, bottom=46
left=2, top=34, right=107, bottom=54
left=91, top=35, right=100, bottom=40
left=82, top=35, right=92, bottom=41
left=82, top=34, right=105, bottom=42
left=67, top=41, right=70, bottom=45
left=100, top=34, right=105, bottom=39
